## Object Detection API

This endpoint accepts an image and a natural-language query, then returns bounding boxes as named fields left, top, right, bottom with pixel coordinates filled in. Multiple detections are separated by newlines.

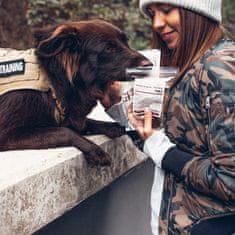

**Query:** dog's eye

left=104, top=42, right=117, bottom=53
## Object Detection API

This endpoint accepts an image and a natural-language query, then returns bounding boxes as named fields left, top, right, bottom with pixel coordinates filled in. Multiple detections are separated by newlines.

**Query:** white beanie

left=139, top=0, right=222, bottom=22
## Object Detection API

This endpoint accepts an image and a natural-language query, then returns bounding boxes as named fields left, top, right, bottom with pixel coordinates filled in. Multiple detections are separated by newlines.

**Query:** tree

left=27, top=0, right=235, bottom=49
left=223, top=0, right=235, bottom=36
left=0, top=0, right=234, bottom=49
left=0, top=0, right=33, bottom=49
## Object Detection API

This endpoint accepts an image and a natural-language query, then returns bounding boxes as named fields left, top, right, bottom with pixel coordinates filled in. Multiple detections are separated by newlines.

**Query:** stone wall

left=0, top=134, right=147, bottom=235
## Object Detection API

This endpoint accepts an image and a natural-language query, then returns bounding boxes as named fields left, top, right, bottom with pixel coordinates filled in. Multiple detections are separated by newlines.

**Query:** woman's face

left=146, top=3, right=181, bottom=49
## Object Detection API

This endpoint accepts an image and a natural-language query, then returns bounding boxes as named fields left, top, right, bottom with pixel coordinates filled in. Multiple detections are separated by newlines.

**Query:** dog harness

left=0, top=48, right=65, bottom=124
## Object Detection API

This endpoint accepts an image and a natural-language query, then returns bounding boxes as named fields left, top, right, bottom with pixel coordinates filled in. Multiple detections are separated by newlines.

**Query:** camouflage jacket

left=160, top=38, right=235, bottom=234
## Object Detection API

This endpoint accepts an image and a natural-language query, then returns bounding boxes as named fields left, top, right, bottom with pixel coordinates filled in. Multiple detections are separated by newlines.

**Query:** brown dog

left=0, top=19, right=151, bottom=166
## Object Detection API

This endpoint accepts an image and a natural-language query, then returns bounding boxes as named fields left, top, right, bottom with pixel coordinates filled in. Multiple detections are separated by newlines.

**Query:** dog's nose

left=139, top=59, right=153, bottom=67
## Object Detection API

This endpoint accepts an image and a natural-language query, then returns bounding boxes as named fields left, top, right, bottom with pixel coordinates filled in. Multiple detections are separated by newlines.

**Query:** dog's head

left=33, top=19, right=151, bottom=97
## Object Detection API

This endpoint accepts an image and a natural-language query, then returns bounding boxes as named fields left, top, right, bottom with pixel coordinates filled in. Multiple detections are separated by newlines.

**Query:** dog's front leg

left=84, top=119, right=126, bottom=138
left=0, top=127, right=111, bottom=166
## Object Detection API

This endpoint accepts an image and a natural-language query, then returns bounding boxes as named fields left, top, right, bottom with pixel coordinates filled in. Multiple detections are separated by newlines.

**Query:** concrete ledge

left=0, top=134, right=147, bottom=235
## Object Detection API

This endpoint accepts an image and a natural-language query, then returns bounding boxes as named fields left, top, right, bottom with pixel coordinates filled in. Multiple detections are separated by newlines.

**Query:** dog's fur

left=0, top=19, right=150, bottom=166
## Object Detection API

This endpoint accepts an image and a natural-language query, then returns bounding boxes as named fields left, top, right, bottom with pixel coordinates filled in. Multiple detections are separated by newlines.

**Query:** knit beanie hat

left=139, top=0, right=222, bottom=22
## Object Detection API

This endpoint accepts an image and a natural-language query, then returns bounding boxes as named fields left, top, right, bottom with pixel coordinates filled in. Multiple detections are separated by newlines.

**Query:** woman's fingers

left=142, top=108, right=154, bottom=139
left=127, top=105, right=142, bottom=128
left=128, top=106, right=155, bottom=140
left=144, top=108, right=152, bottom=133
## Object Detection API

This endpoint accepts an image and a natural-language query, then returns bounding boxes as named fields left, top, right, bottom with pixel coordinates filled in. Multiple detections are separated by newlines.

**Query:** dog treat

left=124, top=49, right=178, bottom=127
left=119, top=66, right=178, bottom=129
left=133, top=77, right=166, bottom=118
left=132, top=67, right=178, bottom=124
left=133, top=67, right=178, bottom=118
left=139, top=49, right=161, bottom=70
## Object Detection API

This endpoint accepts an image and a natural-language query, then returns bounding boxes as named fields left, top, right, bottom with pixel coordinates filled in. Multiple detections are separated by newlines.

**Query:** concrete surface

left=0, top=134, right=147, bottom=235
left=36, top=159, right=154, bottom=235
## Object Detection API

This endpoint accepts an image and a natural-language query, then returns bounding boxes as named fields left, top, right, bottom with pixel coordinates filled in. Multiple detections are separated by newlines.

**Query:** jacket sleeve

left=162, top=50, right=235, bottom=202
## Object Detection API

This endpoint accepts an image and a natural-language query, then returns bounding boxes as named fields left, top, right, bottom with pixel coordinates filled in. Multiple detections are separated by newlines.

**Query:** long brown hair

left=151, top=8, right=223, bottom=84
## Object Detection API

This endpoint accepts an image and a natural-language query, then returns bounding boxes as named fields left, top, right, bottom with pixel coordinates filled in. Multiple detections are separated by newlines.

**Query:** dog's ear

left=34, top=25, right=82, bottom=57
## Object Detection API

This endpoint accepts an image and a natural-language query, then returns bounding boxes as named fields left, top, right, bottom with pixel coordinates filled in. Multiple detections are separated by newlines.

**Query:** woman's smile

left=161, top=31, right=177, bottom=42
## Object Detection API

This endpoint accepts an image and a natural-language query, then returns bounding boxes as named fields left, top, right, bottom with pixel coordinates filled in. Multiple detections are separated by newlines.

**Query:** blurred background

left=0, top=0, right=234, bottom=50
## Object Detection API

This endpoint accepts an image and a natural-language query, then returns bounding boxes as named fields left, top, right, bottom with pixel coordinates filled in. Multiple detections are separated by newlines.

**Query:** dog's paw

left=85, top=147, right=111, bottom=167
left=104, top=123, right=126, bottom=138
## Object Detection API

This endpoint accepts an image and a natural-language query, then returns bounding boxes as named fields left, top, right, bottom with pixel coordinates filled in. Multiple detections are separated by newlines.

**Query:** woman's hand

left=100, top=81, right=122, bottom=109
left=128, top=107, right=175, bottom=168
left=128, top=107, right=156, bottom=140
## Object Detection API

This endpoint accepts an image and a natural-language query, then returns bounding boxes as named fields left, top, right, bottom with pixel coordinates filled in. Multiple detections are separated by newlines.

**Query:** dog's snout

left=139, top=59, right=153, bottom=67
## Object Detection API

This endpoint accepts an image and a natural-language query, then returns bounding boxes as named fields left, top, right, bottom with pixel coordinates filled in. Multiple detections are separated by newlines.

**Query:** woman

left=101, top=0, right=235, bottom=234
